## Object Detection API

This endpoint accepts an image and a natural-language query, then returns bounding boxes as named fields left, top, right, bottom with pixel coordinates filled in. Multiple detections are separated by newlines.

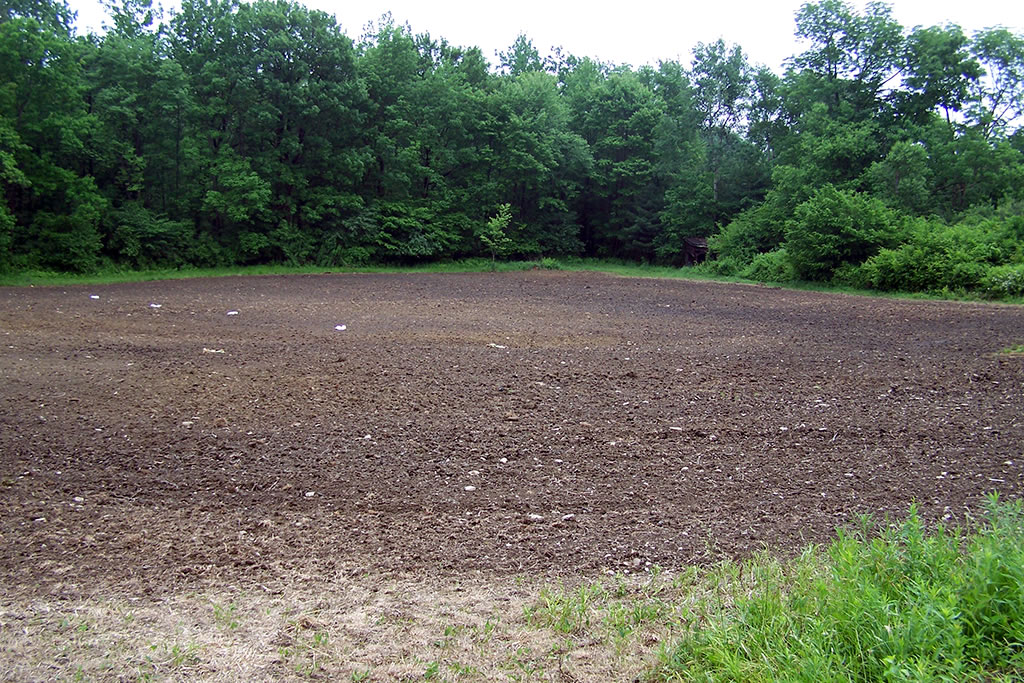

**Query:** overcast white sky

left=70, top=0, right=1023, bottom=73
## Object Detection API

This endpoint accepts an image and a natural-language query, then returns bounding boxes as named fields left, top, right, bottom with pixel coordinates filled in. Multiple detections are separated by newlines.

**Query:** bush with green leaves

left=268, top=223, right=315, bottom=266
left=981, top=263, right=1024, bottom=298
left=26, top=210, right=103, bottom=273
left=106, top=203, right=192, bottom=268
left=708, top=203, right=787, bottom=271
left=372, top=202, right=458, bottom=262
left=866, top=140, right=933, bottom=215
left=476, top=203, right=513, bottom=266
left=186, top=232, right=233, bottom=268
left=740, top=247, right=794, bottom=283
left=858, top=218, right=1014, bottom=294
left=785, top=186, right=906, bottom=281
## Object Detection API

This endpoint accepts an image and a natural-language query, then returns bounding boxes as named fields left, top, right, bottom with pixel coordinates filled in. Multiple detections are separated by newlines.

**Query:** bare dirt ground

left=1, top=271, right=1022, bottom=679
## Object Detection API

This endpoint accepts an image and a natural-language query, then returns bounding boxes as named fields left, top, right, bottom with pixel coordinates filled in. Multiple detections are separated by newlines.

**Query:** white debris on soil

left=304, top=491, right=315, bottom=498
left=202, top=348, right=226, bottom=354
left=527, top=513, right=545, bottom=522
left=226, top=310, right=239, bottom=316
left=464, top=486, right=476, bottom=492
left=89, top=295, right=99, bottom=300
left=149, top=303, right=161, bottom=308
left=487, top=343, right=507, bottom=349
left=335, top=324, right=347, bottom=331
left=181, top=421, right=194, bottom=427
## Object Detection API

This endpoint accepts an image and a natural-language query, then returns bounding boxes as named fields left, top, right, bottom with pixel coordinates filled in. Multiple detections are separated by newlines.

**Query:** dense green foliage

left=652, top=496, right=1024, bottom=681
left=2, top=0, right=1023, bottom=296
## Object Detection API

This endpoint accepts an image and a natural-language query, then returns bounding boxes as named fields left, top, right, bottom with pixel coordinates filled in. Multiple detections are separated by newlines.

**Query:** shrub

left=187, top=231, right=232, bottom=268
left=106, top=203, right=192, bottom=268
left=708, top=203, right=786, bottom=266
left=539, top=257, right=562, bottom=270
left=29, top=210, right=103, bottom=273
left=740, top=248, right=794, bottom=283
left=785, top=186, right=906, bottom=281
left=691, top=254, right=746, bottom=277
left=859, top=219, right=1011, bottom=293
left=269, top=223, right=315, bottom=265
left=982, top=263, right=1024, bottom=298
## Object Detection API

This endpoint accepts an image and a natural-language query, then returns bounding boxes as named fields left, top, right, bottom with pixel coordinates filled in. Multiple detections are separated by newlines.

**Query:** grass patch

left=649, top=494, right=1024, bottom=682
left=2, top=498, right=1022, bottom=680
left=0, top=258, right=560, bottom=287
left=1001, top=343, right=1024, bottom=354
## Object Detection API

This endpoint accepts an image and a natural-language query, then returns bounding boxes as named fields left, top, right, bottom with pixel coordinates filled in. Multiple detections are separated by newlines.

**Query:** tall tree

left=689, top=41, right=766, bottom=224
left=902, top=24, right=980, bottom=127
left=498, top=33, right=543, bottom=77
left=0, top=4, right=105, bottom=271
left=571, top=69, right=664, bottom=259
left=790, top=0, right=905, bottom=117
left=967, top=28, right=1024, bottom=140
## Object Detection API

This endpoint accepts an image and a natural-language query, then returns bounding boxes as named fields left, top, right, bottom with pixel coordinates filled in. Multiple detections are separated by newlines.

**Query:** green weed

left=211, top=601, right=240, bottom=630
left=275, top=616, right=333, bottom=678
left=525, top=582, right=605, bottom=634
left=649, top=495, right=1024, bottom=681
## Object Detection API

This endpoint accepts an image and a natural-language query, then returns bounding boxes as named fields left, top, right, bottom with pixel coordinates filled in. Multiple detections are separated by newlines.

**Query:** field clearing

left=1, top=271, right=1022, bottom=679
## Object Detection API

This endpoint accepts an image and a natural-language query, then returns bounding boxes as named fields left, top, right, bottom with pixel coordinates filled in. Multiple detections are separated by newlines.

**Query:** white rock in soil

left=335, top=324, right=347, bottom=331
left=527, top=513, right=545, bottom=522
left=89, top=295, right=99, bottom=300
left=304, top=491, right=315, bottom=498
left=149, top=303, right=161, bottom=308
left=464, top=486, right=476, bottom=492
left=227, top=310, right=239, bottom=316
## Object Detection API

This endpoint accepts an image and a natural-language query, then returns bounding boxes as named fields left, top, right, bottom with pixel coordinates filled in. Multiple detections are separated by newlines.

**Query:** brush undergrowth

left=648, top=494, right=1024, bottom=682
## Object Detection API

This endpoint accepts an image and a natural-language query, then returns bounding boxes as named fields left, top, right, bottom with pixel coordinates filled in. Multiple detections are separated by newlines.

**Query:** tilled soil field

left=1, top=271, right=1022, bottom=596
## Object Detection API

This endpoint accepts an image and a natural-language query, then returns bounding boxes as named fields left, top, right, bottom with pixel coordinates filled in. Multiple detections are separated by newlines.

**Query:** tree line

left=2, top=0, right=1023, bottom=296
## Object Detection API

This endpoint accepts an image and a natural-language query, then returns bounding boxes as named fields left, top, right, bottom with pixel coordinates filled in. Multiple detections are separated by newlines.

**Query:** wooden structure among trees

left=682, top=238, right=709, bottom=266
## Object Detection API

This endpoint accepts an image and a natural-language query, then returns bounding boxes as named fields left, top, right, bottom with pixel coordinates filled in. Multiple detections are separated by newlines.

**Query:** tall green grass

left=651, top=495, right=1024, bottom=682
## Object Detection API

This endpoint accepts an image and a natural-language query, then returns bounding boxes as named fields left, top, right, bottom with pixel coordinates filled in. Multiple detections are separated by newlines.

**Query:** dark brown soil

left=1, top=271, right=1022, bottom=595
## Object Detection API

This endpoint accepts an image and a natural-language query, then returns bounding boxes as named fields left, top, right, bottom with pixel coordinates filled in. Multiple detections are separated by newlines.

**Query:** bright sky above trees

left=72, top=0, right=1023, bottom=71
